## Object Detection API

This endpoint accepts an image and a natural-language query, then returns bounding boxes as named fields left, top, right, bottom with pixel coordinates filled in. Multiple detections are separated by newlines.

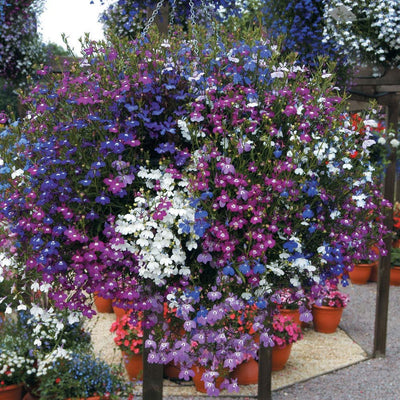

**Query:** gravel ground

left=142, top=282, right=400, bottom=400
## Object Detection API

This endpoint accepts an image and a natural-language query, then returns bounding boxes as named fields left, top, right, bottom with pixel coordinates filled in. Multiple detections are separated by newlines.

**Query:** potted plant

left=269, top=314, right=303, bottom=371
left=311, top=282, right=349, bottom=333
left=32, top=351, right=127, bottom=400
left=393, top=201, right=400, bottom=248
left=348, top=247, right=379, bottom=285
left=390, top=247, right=400, bottom=286
left=0, top=306, right=93, bottom=398
left=0, top=347, right=25, bottom=400
left=110, top=311, right=144, bottom=381
left=272, top=287, right=312, bottom=328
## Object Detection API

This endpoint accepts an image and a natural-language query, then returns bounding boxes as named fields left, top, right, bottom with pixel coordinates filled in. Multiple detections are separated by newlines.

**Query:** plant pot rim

left=0, top=383, right=23, bottom=391
left=354, top=261, right=377, bottom=267
left=312, top=304, right=345, bottom=310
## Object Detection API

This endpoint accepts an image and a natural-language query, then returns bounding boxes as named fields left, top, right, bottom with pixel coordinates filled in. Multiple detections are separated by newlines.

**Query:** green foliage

left=391, top=248, right=400, bottom=267
left=35, top=352, right=128, bottom=399
left=0, top=278, right=14, bottom=313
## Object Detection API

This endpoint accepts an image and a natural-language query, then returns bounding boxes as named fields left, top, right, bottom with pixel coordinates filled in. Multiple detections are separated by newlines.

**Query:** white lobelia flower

left=11, top=168, right=24, bottom=179
left=353, top=193, right=367, bottom=207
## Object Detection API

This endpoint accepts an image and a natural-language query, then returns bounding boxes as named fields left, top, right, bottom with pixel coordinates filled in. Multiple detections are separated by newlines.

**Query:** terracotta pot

left=393, top=239, right=400, bottom=248
left=0, top=384, right=23, bottom=400
left=65, top=397, right=101, bottom=400
left=230, top=358, right=258, bottom=385
left=94, top=294, right=113, bottom=313
left=122, top=352, right=143, bottom=381
left=279, top=308, right=301, bottom=328
left=164, top=362, right=181, bottom=380
left=112, top=302, right=133, bottom=319
left=192, top=366, right=225, bottom=393
left=348, top=262, right=376, bottom=284
left=22, top=393, right=40, bottom=400
left=112, top=306, right=127, bottom=319
left=390, top=266, right=400, bottom=286
left=312, top=305, right=343, bottom=333
left=271, top=343, right=293, bottom=371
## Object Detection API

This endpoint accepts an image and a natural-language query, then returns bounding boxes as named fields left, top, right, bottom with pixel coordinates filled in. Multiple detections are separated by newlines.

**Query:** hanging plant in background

left=0, top=0, right=45, bottom=82
left=323, top=0, right=400, bottom=67
left=97, top=0, right=244, bottom=40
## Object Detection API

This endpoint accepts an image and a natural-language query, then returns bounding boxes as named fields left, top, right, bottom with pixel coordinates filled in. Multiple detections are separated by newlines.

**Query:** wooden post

left=257, top=344, right=272, bottom=400
left=373, top=93, right=399, bottom=357
left=143, top=327, right=164, bottom=400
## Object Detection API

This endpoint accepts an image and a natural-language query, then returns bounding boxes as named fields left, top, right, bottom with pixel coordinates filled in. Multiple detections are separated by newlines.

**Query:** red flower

left=349, top=150, right=358, bottom=159
left=55, top=377, right=61, bottom=384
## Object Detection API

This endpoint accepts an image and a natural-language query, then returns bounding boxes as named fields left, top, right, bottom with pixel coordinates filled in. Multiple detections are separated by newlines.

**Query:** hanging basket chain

left=141, top=0, right=166, bottom=38
left=168, top=0, right=177, bottom=36
left=189, top=0, right=200, bottom=57
left=200, top=0, right=222, bottom=46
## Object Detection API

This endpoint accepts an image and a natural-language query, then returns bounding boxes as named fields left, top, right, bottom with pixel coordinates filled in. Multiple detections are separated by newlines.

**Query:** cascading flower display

left=0, top=21, right=392, bottom=395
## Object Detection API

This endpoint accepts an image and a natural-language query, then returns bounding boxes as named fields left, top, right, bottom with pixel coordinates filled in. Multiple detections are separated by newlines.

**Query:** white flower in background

left=324, top=0, right=400, bottom=66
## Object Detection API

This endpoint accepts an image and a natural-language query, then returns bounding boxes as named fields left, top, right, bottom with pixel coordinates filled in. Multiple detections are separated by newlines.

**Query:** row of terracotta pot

left=348, top=262, right=400, bottom=285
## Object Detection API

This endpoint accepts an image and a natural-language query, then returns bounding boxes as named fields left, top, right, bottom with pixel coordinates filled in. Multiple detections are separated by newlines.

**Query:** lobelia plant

left=311, top=281, right=349, bottom=308
left=0, top=305, right=92, bottom=394
left=33, top=351, right=127, bottom=400
left=0, top=17, right=392, bottom=396
left=271, top=287, right=312, bottom=323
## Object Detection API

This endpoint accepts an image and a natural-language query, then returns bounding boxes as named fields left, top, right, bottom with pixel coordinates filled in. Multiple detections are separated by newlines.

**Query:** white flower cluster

left=0, top=348, right=26, bottom=375
left=114, top=167, right=199, bottom=286
left=0, top=251, right=17, bottom=283
left=323, top=0, right=400, bottom=66
left=256, top=236, right=319, bottom=297
left=35, top=347, right=73, bottom=377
